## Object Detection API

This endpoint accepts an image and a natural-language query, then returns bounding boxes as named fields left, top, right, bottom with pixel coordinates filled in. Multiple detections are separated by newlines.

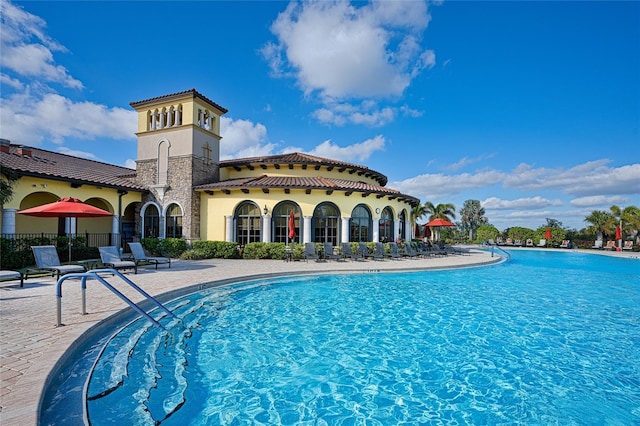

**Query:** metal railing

left=1, top=232, right=139, bottom=251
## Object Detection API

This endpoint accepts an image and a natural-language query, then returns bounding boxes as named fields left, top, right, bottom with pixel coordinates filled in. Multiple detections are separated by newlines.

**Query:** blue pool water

left=41, top=250, right=640, bottom=425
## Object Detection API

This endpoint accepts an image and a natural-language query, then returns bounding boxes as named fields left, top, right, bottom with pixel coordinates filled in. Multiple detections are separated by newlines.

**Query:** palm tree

left=424, top=202, right=456, bottom=222
left=584, top=210, right=615, bottom=241
left=460, top=199, right=488, bottom=241
left=424, top=202, right=456, bottom=242
left=411, top=203, right=428, bottom=239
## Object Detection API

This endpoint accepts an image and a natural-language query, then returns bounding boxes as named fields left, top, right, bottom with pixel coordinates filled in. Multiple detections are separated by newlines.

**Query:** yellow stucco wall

left=1, top=175, right=142, bottom=234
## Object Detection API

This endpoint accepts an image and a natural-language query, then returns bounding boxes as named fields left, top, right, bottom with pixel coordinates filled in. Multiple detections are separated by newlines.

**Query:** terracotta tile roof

left=129, top=88, right=228, bottom=114
left=220, top=152, right=388, bottom=186
left=0, top=144, right=146, bottom=191
left=194, top=174, right=420, bottom=205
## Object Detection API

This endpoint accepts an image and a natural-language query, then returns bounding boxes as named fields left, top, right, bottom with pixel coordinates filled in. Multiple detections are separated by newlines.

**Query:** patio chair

left=496, top=237, right=504, bottom=246
left=403, top=242, right=420, bottom=258
left=341, top=243, right=364, bottom=261
left=322, top=242, right=341, bottom=261
left=372, top=242, right=386, bottom=260
left=128, top=242, right=171, bottom=269
left=559, top=240, right=571, bottom=249
left=382, top=242, right=402, bottom=260
left=525, top=239, right=534, bottom=247
left=99, top=246, right=137, bottom=274
left=29, top=245, right=86, bottom=280
left=536, top=239, right=546, bottom=247
left=0, top=270, right=24, bottom=287
left=303, top=242, right=320, bottom=262
left=604, top=241, right=617, bottom=251
left=487, top=239, right=496, bottom=246
left=622, top=241, right=634, bottom=251
left=591, top=240, right=603, bottom=249
left=505, top=238, right=514, bottom=246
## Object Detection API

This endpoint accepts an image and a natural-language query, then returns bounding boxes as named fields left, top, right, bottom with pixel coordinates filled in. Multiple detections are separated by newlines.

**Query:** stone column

left=341, top=217, right=350, bottom=243
left=372, top=218, right=380, bottom=242
left=1, top=208, right=17, bottom=234
left=262, top=215, right=271, bottom=243
left=303, top=216, right=312, bottom=243
left=225, top=215, right=233, bottom=242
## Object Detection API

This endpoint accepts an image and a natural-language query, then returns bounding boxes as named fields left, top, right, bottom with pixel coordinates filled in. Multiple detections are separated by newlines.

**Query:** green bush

left=159, top=238, right=187, bottom=258
left=476, top=225, right=500, bottom=243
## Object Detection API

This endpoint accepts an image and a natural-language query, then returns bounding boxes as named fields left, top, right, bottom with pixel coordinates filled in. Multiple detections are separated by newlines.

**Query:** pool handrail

left=55, top=269, right=177, bottom=328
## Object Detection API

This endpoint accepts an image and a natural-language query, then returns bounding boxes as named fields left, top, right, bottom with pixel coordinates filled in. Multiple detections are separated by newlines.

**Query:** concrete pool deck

left=0, top=246, right=637, bottom=425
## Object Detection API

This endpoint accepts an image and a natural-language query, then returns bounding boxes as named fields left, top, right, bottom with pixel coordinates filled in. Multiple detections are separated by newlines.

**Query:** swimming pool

left=41, top=250, right=640, bottom=424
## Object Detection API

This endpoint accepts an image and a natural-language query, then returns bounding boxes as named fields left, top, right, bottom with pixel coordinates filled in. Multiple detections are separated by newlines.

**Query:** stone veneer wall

left=135, top=156, right=218, bottom=241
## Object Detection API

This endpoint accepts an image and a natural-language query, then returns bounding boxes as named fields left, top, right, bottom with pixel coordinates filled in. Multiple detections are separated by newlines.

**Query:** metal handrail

left=55, top=269, right=176, bottom=328
left=491, top=245, right=511, bottom=260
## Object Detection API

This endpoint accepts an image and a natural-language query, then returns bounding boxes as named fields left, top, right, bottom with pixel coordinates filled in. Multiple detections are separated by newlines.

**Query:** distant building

left=1, top=89, right=420, bottom=246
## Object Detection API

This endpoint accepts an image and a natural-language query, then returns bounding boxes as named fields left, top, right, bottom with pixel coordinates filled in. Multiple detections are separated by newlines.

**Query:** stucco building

left=1, top=89, right=420, bottom=247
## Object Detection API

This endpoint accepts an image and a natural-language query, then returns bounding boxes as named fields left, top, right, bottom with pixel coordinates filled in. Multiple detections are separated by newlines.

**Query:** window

left=350, top=204, right=371, bottom=242
left=235, top=202, right=261, bottom=245
left=143, top=204, right=160, bottom=238
left=273, top=202, right=300, bottom=243
left=312, top=203, right=339, bottom=245
left=399, top=210, right=406, bottom=242
left=379, top=207, right=394, bottom=243
left=165, top=204, right=183, bottom=238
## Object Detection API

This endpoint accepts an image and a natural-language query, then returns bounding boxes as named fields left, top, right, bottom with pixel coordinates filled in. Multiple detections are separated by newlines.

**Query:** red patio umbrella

left=288, top=210, right=297, bottom=243
left=414, top=223, right=421, bottom=239
left=615, top=223, right=622, bottom=250
left=545, top=227, right=552, bottom=239
left=18, top=197, right=113, bottom=262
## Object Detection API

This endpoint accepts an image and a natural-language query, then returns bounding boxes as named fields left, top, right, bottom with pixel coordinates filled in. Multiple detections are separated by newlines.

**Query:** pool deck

left=0, top=246, right=637, bottom=425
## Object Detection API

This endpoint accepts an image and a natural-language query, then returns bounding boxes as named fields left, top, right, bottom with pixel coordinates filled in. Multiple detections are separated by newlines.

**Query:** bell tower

left=130, top=89, right=228, bottom=241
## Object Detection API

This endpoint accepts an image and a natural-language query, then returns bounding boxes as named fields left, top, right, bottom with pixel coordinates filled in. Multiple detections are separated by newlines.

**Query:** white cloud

left=482, top=196, right=563, bottom=210
left=444, top=154, right=496, bottom=172
left=124, top=159, right=137, bottom=169
left=390, top=169, right=505, bottom=201
left=1, top=91, right=136, bottom=145
left=306, top=135, right=386, bottom=162
left=262, top=0, right=434, bottom=125
left=0, top=0, right=81, bottom=88
left=57, top=147, right=98, bottom=160
left=504, top=160, right=640, bottom=196
left=569, top=195, right=629, bottom=208
left=220, top=117, right=271, bottom=159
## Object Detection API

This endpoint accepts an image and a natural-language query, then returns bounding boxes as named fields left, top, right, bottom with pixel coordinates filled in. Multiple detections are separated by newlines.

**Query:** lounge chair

left=487, top=239, right=495, bottom=246
left=513, top=239, right=522, bottom=247
left=536, top=239, right=546, bottom=247
left=622, top=241, right=634, bottom=251
left=98, top=246, right=137, bottom=274
left=403, top=242, right=419, bottom=258
left=29, top=245, right=86, bottom=280
left=505, top=238, right=514, bottom=246
left=559, top=240, right=570, bottom=249
left=303, top=242, right=320, bottom=262
left=525, top=239, right=534, bottom=247
left=128, top=242, right=171, bottom=269
left=387, top=242, right=404, bottom=259
left=604, top=241, right=617, bottom=251
left=372, top=242, right=386, bottom=260
left=592, top=240, right=603, bottom=249
left=0, top=270, right=24, bottom=287
left=358, top=242, right=380, bottom=260
left=341, top=242, right=364, bottom=261
left=496, top=237, right=504, bottom=246
left=322, top=242, right=341, bottom=261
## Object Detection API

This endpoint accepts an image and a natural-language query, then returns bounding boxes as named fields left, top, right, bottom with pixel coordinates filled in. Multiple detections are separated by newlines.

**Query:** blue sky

left=1, top=0, right=639, bottom=231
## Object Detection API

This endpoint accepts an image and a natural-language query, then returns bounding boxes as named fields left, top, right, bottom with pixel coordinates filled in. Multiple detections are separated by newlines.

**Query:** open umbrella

left=18, top=197, right=112, bottom=262
left=288, top=210, right=297, bottom=243
left=616, top=223, right=622, bottom=250
left=424, top=218, right=455, bottom=242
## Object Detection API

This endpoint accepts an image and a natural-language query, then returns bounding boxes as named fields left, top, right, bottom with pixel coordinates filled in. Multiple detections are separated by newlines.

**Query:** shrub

left=158, top=238, right=187, bottom=258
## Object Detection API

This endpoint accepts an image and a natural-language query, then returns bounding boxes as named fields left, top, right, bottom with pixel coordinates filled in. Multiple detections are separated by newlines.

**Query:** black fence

left=0, top=232, right=139, bottom=252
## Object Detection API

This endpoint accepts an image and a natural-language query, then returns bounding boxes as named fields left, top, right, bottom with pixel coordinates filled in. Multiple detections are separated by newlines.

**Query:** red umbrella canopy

left=425, top=218, right=455, bottom=227
left=545, top=227, right=552, bottom=239
left=615, top=225, right=622, bottom=240
left=414, top=223, right=421, bottom=238
left=288, top=210, right=297, bottom=239
left=17, top=197, right=112, bottom=218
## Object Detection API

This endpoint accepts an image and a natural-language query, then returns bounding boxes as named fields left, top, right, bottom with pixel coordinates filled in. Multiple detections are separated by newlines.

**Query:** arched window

left=143, top=204, right=160, bottom=238
left=235, top=202, right=261, bottom=245
left=165, top=204, right=183, bottom=238
left=273, top=202, right=300, bottom=243
left=399, top=210, right=407, bottom=242
left=312, top=203, right=340, bottom=245
left=379, top=207, right=394, bottom=243
left=350, top=204, right=372, bottom=242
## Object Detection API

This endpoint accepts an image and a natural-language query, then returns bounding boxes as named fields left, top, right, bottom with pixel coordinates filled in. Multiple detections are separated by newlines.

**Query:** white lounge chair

left=99, top=246, right=137, bottom=273
left=29, top=245, right=86, bottom=280
left=128, top=242, right=171, bottom=269
left=622, top=241, right=633, bottom=251
left=536, top=239, right=546, bottom=247
left=591, top=240, right=603, bottom=249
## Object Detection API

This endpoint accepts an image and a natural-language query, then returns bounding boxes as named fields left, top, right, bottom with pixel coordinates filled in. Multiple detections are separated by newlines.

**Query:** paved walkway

left=0, top=246, right=635, bottom=425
